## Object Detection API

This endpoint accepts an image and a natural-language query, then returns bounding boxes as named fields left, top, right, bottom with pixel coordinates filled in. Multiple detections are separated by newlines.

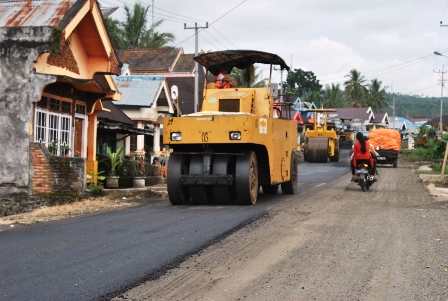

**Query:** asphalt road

left=0, top=149, right=352, bottom=301
left=112, top=150, right=448, bottom=301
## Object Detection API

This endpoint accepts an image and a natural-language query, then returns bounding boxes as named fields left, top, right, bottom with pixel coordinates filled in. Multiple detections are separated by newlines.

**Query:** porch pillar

left=154, top=124, right=161, bottom=153
left=86, top=112, right=98, bottom=183
left=136, top=121, right=145, bottom=153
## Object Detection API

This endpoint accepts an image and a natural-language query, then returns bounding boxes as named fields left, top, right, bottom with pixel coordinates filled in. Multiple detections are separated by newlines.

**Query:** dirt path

left=112, top=160, right=448, bottom=301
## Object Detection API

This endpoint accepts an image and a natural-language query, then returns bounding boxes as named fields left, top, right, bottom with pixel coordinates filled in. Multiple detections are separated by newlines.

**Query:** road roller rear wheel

left=307, top=138, right=329, bottom=163
left=281, top=153, right=298, bottom=194
left=189, top=155, right=213, bottom=205
left=213, top=155, right=236, bottom=205
left=167, top=154, right=190, bottom=205
left=236, top=151, right=258, bottom=205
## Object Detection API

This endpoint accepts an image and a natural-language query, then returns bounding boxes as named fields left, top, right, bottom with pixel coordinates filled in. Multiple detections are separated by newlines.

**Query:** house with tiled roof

left=116, top=48, right=183, bottom=75
left=370, top=112, right=389, bottom=129
left=0, top=0, right=121, bottom=206
left=115, top=48, right=205, bottom=153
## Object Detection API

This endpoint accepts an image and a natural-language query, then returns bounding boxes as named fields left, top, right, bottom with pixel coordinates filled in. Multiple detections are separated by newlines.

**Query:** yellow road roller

left=163, top=50, right=299, bottom=205
left=303, top=109, right=340, bottom=163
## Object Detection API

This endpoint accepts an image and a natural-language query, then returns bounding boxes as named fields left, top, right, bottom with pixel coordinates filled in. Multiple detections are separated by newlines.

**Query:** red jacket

left=216, top=72, right=231, bottom=88
left=353, top=141, right=373, bottom=167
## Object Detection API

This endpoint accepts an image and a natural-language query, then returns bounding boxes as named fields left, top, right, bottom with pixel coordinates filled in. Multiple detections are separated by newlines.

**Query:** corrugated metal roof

left=113, top=75, right=164, bottom=107
left=0, top=0, right=75, bottom=27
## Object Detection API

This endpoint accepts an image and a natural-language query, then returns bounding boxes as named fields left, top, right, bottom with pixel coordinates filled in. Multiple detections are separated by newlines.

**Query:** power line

left=210, top=25, right=238, bottom=49
left=174, top=0, right=245, bottom=47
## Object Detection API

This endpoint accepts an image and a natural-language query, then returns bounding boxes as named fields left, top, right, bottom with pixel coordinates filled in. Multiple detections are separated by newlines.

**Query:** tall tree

left=104, top=3, right=175, bottom=49
left=344, top=69, right=367, bottom=107
left=285, top=69, right=322, bottom=98
left=104, top=17, right=126, bottom=49
left=367, top=79, right=389, bottom=111
left=323, top=83, right=345, bottom=108
left=123, top=3, right=150, bottom=48
left=139, top=20, right=175, bottom=48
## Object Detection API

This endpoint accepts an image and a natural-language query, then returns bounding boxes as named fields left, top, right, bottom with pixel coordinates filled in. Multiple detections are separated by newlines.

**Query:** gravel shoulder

left=0, top=187, right=168, bottom=232
left=112, top=159, right=448, bottom=301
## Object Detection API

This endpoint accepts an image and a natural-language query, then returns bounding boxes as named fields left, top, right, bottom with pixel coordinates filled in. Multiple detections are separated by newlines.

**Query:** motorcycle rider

left=351, top=132, right=376, bottom=181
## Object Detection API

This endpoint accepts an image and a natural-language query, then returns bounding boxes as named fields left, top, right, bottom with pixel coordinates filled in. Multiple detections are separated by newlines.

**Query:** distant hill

left=382, top=94, right=446, bottom=119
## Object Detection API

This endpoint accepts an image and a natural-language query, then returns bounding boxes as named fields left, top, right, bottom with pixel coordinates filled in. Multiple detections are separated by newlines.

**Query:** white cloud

left=101, top=0, right=448, bottom=97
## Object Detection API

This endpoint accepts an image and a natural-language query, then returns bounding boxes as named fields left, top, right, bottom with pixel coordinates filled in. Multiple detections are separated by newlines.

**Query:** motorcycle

left=354, top=163, right=376, bottom=192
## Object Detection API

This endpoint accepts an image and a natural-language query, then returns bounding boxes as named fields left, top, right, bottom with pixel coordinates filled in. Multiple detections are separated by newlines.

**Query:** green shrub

left=88, top=182, right=104, bottom=197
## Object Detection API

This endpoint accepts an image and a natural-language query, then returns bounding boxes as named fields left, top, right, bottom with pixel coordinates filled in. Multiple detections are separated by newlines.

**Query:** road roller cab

left=303, top=109, right=340, bottom=163
left=163, top=50, right=299, bottom=206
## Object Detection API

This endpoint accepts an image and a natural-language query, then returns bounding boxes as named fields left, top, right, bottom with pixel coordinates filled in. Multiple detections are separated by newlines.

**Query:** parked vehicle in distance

left=368, top=129, right=401, bottom=168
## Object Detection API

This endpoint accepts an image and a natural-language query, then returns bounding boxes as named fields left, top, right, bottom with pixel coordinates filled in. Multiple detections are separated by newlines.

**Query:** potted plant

left=131, top=152, right=146, bottom=188
left=105, top=146, right=123, bottom=188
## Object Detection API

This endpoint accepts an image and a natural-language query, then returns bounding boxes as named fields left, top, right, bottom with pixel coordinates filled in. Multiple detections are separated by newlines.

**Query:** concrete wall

left=0, top=27, right=56, bottom=196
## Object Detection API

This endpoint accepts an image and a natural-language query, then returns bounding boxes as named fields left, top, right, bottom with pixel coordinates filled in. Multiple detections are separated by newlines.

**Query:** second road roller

left=303, top=109, right=340, bottom=163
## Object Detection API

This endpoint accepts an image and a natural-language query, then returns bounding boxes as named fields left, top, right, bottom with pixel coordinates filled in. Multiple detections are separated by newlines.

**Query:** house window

left=35, top=108, right=72, bottom=156
left=76, top=104, right=86, bottom=115
left=130, top=135, right=137, bottom=152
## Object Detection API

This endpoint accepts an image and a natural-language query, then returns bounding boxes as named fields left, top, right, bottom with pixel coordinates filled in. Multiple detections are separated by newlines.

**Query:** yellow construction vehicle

left=163, top=50, right=298, bottom=205
left=303, top=109, right=340, bottom=163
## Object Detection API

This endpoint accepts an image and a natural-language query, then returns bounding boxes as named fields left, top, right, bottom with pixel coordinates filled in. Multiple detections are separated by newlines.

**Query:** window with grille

left=35, top=108, right=72, bottom=156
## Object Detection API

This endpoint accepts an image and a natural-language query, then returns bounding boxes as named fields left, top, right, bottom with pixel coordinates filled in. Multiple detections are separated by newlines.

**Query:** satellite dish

left=171, top=85, right=178, bottom=100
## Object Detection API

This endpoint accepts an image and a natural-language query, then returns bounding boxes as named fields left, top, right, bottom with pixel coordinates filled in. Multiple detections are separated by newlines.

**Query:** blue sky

left=100, top=0, right=448, bottom=97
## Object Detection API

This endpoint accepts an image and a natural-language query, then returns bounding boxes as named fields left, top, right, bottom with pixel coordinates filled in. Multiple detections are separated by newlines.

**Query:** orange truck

left=368, top=129, right=401, bottom=168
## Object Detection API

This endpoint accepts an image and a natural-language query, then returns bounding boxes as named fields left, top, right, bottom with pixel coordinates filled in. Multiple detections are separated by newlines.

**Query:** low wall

left=0, top=143, right=87, bottom=216
left=0, top=194, right=83, bottom=217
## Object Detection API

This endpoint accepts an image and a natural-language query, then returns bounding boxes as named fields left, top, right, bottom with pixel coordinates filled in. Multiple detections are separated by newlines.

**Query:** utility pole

left=184, top=22, right=208, bottom=112
left=151, top=0, right=154, bottom=28
left=434, top=66, right=446, bottom=136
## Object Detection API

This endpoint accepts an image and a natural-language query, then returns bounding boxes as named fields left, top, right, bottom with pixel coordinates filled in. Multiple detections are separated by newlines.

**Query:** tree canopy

left=105, top=3, right=175, bottom=49
left=285, top=69, right=322, bottom=98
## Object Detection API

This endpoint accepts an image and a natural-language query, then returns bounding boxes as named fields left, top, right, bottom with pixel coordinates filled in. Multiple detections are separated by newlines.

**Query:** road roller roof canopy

left=194, top=50, right=290, bottom=76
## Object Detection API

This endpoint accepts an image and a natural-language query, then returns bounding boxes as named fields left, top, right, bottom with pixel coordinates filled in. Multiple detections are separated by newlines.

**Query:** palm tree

left=229, top=66, right=267, bottom=87
left=104, top=3, right=175, bottom=49
left=323, top=83, right=344, bottom=108
left=344, top=69, right=368, bottom=107
left=367, top=79, right=389, bottom=111
left=104, top=17, right=126, bottom=49
left=139, top=20, right=175, bottom=48
left=122, top=3, right=150, bottom=48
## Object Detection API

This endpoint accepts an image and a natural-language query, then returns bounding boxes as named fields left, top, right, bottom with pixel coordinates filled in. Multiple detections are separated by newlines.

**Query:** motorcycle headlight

left=229, top=131, right=241, bottom=140
left=171, top=132, right=182, bottom=141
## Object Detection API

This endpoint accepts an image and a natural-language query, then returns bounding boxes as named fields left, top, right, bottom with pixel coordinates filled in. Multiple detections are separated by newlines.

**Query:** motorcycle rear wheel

left=359, top=178, right=366, bottom=192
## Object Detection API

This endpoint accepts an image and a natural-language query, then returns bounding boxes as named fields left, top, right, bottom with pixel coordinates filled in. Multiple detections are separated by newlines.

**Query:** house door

left=74, top=118, right=83, bottom=156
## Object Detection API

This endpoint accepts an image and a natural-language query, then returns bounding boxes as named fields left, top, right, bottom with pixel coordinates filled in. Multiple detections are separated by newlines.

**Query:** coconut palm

left=104, top=17, right=126, bottom=49
left=367, top=78, right=389, bottom=111
left=122, top=3, right=150, bottom=48
left=344, top=69, right=368, bottom=107
left=104, top=3, right=175, bottom=49
left=323, top=83, right=344, bottom=108
left=139, top=20, right=175, bottom=48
